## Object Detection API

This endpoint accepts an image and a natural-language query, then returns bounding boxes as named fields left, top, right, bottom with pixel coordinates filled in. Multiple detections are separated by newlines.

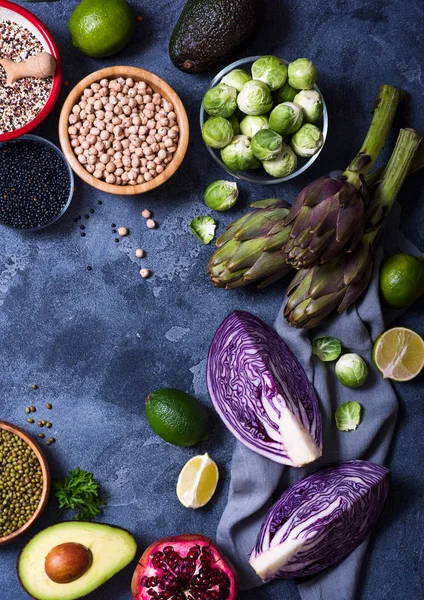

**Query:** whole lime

left=69, top=0, right=136, bottom=59
left=380, top=253, right=424, bottom=308
left=146, top=388, right=209, bottom=447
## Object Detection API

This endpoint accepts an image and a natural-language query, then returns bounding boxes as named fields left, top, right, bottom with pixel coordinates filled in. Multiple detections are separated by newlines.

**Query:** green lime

left=380, top=253, right=424, bottom=308
left=146, top=388, right=209, bottom=447
left=69, top=0, right=135, bottom=59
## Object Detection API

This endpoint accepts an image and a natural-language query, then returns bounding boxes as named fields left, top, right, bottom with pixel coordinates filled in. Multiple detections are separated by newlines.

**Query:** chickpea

left=86, top=104, right=95, bottom=115
left=106, top=123, right=114, bottom=133
left=89, top=147, right=98, bottom=156
left=84, top=88, right=93, bottom=98
left=137, top=175, right=145, bottom=184
left=116, top=176, right=122, bottom=185
left=132, top=157, right=140, bottom=168
left=68, top=125, right=77, bottom=135
left=147, top=119, right=156, bottom=129
left=144, top=172, right=152, bottom=182
left=93, top=169, right=103, bottom=179
left=78, top=155, right=87, bottom=165
left=135, top=147, right=143, bottom=157
left=107, top=148, right=115, bottom=157
left=128, top=88, right=137, bottom=98
left=87, top=96, right=96, bottom=106
left=114, top=151, right=123, bottom=160
left=86, top=114, right=96, bottom=122
left=90, top=127, right=100, bottom=136
left=143, top=109, right=154, bottom=119
left=96, top=110, right=105, bottom=120
left=87, top=155, right=97, bottom=166
left=71, top=139, right=80, bottom=148
left=156, top=165, right=164, bottom=174
left=74, top=146, right=84, bottom=156
left=115, top=167, right=124, bottom=176
left=100, top=130, right=109, bottom=141
left=86, top=164, right=95, bottom=174
left=115, top=160, right=123, bottom=169
left=123, top=105, right=132, bottom=116
left=128, top=170, right=137, bottom=181
left=123, top=156, right=131, bottom=167
left=112, top=116, right=122, bottom=126
left=168, top=129, right=178, bottom=139
left=69, top=114, right=78, bottom=125
left=81, top=140, right=90, bottom=150
left=135, top=94, right=144, bottom=105
left=95, top=141, right=104, bottom=152
left=105, top=174, right=116, bottom=184
left=151, top=143, right=159, bottom=154
left=159, top=118, right=169, bottom=127
left=122, top=172, right=130, bottom=183
left=164, top=138, right=174, bottom=148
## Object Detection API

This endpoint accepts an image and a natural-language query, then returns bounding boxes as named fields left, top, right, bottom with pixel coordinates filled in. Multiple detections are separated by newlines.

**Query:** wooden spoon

left=0, top=52, right=56, bottom=85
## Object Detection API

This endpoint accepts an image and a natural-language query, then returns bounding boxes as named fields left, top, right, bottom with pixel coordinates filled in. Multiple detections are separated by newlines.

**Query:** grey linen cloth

left=217, top=203, right=423, bottom=599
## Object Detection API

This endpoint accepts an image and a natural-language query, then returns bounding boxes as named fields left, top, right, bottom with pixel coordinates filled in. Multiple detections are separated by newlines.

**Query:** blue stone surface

left=1, top=1, right=423, bottom=598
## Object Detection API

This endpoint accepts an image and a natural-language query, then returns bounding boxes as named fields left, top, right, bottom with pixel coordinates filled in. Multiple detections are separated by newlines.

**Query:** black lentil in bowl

left=0, top=134, right=74, bottom=230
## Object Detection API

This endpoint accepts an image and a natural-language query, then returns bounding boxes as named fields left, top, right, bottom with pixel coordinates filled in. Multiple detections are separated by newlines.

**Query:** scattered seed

left=81, top=232, right=86, bottom=237
left=45, top=422, right=52, bottom=429
left=38, top=433, right=45, bottom=439
left=90, top=209, right=95, bottom=214
left=25, top=407, right=30, bottom=414
left=139, top=268, right=151, bottom=279
left=31, top=384, right=38, bottom=390
left=48, top=437, right=56, bottom=444
left=118, top=226, right=129, bottom=236
left=111, top=223, right=116, bottom=227
left=80, top=225, right=85, bottom=230
left=137, top=15, right=143, bottom=21
left=41, top=420, right=46, bottom=425
left=30, top=406, right=36, bottom=413
left=115, top=238, right=120, bottom=243
left=46, top=403, right=52, bottom=410
left=135, top=248, right=145, bottom=258
left=37, top=422, right=43, bottom=427
left=98, top=200, right=102, bottom=205
left=146, top=219, right=156, bottom=229
left=27, top=418, right=34, bottom=424
left=84, top=214, right=89, bottom=219
left=142, top=209, right=151, bottom=219
left=87, top=266, right=92, bottom=271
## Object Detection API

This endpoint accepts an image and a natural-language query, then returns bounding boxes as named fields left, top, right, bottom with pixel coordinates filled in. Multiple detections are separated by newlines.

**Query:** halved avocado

left=18, top=521, right=137, bottom=600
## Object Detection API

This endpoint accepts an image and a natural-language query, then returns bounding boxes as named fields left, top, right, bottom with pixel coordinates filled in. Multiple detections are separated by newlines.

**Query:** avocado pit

left=45, top=542, right=93, bottom=584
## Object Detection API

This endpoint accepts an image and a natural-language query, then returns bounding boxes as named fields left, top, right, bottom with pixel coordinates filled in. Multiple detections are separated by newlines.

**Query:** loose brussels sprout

left=274, top=81, right=298, bottom=104
left=288, top=58, right=318, bottom=90
left=237, top=80, right=273, bottom=116
left=204, top=180, right=239, bottom=212
left=202, top=117, right=234, bottom=149
left=335, top=401, right=362, bottom=431
left=293, top=90, right=323, bottom=123
left=312, top=336, right=342, bottom=362
left=221, top=68, right=252, bottom=92
left=251, top=129, right=283, bottom=161
left=240, top=115, right=269, bottom=138
left=251, top=55, right=288, bottom=91
left=291, top=123, right=323, bottom=157
left=190, top=216, right=217, bottom=244
left=203, top=83, right=238, bottom=118
left=262, top=143, right=297, bottom=178
left=269, top=102, right=303, bottom=135
left=335, top=354, right=369, bottom=389
left=227, top=113, right=241, bottom=135
left=220, top=135, right=261, bottom=171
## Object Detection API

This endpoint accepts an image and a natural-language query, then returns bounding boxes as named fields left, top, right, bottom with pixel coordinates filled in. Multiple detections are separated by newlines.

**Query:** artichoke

left=283, top=85, right=404, bottom=270
left=208, top=198, right=293, bottom=289
left=284, top=128, right=422, bottom=329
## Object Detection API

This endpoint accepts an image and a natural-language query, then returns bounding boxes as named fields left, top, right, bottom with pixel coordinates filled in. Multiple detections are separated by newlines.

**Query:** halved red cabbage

left=249, top=460, right=390, bottom=580
left=207, top=311, right=322, bottom=467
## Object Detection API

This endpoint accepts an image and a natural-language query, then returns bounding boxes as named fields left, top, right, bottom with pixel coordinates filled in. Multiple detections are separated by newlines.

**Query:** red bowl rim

left=0, top=0, right=62, bottom=142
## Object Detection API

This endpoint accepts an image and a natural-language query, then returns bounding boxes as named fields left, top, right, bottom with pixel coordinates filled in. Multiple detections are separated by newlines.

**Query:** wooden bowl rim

left=59, top=66, right=189, bottom=196
left=0, top=420, right=51, bottom=545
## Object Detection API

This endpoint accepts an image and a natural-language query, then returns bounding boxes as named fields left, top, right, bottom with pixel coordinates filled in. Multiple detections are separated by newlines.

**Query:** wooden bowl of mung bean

left=0, top=421, right=50, bottom=545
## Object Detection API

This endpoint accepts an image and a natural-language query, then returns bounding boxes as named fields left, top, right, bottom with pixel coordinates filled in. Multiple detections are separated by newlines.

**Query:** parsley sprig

left=53, top=467, right=105, bottom=521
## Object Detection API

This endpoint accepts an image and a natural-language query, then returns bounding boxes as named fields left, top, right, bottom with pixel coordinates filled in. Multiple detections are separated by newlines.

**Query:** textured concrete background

left=1, top=1, right=423, bottom=598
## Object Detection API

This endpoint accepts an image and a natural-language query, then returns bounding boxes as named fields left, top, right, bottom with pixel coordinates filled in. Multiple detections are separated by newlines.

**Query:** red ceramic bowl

left=0, top=0, right=62, bottom=142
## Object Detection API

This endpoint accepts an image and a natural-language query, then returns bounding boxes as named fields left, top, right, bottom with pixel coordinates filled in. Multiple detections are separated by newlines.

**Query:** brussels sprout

left=335, top=354, right=369, bottom=389
left=293, top=90, right=323, bottom=123
left=269, top=102, right=303, bottom=135
left=288, top=58, right=318, bottom=90
left=251, top=55, right=288, bottom=91
left=190, top=216, right=216, bottom=244
left=220, top=135, right=261, bottom=171
left=221, top=68, right=252, bottom=92
left=251, top=129, right=283, bottom=161
left=237, top=80, right=273, bottom=116
left=262, top=143, right=297, bottom=178
left=204, top=180, right=239, bottom=212
left=203, top=83, right=237, bottom=118
left=227, top=113, right=241, bottom=135
left=312, top=336, right=342, bottom=362
left=202, top=117, right=234, bottom=149
left=335, top=401, right=362, bottom=431
left=240, top=115, right=269, bottom=138
left=274, top=81, right=298, bottom=104
left=291, top=123, right=323, bottom=157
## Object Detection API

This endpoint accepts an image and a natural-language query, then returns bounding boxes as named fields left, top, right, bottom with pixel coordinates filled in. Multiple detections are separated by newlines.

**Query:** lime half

left=373, top=327, right=424, bottom=381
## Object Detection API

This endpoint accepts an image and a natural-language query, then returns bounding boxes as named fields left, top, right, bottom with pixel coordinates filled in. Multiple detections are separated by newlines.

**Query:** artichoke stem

left=343, top=84, right=405, bottom=188
left=365, top=139, right=424, bottom=189
left=364, top=128, right=422, bottom=241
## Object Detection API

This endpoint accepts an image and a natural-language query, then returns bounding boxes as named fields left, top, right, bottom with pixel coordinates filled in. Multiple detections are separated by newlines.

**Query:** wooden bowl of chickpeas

left=58, top=66, right=189, bottom=195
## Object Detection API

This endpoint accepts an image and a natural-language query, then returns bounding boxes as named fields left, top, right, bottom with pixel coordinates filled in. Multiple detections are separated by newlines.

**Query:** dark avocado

left=170, top=0, right=263, bottom=73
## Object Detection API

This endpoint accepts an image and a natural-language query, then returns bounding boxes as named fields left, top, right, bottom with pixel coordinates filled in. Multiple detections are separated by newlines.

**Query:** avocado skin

left=170, top=0, right=263, bottom=73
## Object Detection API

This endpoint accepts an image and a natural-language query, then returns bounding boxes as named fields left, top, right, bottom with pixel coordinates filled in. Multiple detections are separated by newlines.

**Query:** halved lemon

left=372, top=327, right=424, bottom=381
left=176, top=453, right=219, bottom=509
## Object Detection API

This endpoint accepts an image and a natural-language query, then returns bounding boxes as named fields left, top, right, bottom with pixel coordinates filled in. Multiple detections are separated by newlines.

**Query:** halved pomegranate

left=131, top=534, right=238, bottom=599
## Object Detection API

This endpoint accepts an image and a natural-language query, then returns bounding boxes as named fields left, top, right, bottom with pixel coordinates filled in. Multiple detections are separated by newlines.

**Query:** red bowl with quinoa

left=0, top=0, right=62, bottom=142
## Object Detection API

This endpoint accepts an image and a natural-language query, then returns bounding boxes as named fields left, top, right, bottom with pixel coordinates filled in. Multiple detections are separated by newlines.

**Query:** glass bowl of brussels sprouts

left=200, top=56, right=328, bottom=184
